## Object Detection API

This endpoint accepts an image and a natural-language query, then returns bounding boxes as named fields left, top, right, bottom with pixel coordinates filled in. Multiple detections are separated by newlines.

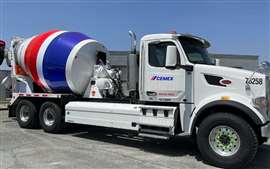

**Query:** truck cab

left=137, top=33, right=270, bottom=168
left=139, top=32, right=269, bottom=133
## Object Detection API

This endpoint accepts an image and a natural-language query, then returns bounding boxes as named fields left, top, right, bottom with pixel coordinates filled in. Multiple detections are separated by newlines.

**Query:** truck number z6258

left=245, top=78, right=263, bottom=85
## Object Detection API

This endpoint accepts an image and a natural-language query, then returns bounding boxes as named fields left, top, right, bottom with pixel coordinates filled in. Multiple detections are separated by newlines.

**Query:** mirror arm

left=165, top=65, right=177, bottom=69
left=179, top=65, right=193, bottom=72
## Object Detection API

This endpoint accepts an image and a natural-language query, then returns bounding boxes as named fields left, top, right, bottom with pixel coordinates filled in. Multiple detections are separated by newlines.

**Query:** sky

left=0, top=0, right=269, bottom=70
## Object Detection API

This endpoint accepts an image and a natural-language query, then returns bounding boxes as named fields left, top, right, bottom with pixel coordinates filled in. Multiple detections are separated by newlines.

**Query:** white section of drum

left=16, top=44, right=24, bottom=64
left=16, top=36, right=35, bottom=71
left=36, top=31, right=67, bottom=91
left=65, top=39, right=107, bottom=94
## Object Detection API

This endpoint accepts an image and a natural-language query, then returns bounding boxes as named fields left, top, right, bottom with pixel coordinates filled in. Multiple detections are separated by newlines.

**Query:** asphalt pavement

left=0, top=110, right=270, bottom=169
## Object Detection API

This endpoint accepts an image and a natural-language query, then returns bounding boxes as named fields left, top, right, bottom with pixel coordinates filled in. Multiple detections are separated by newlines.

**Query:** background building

left=210, top=54, right=259, bottom=71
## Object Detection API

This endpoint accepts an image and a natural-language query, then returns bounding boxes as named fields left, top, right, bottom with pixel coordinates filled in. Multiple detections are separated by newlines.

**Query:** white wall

left=217, top=58, right=258, bottom=71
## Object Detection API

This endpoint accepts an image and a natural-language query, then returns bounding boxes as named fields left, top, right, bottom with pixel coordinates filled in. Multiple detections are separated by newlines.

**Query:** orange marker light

left=221, top=96, right=230, bottom=100
left=15, top=64, right=27, bottom=76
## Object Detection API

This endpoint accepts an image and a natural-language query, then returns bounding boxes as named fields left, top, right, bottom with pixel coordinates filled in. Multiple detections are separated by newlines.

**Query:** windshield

left=179, top=36, right=213, bottom=65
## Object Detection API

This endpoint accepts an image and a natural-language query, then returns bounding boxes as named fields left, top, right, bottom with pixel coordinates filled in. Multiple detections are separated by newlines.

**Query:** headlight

left=253, top=97, right=267, bottom=108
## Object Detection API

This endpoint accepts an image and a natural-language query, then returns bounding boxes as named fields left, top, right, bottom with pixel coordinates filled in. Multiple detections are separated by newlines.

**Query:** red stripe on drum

left=24, top=30, right=60, bottom=89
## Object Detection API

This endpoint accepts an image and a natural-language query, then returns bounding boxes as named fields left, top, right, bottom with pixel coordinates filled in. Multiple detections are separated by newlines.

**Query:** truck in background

left=0, top=30, right=270, bottom=169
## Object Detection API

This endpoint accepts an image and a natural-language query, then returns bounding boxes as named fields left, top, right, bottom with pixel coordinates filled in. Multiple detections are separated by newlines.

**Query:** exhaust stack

left=128, top=31, right=137, bottom=54
left=127, top=31, right=138, bottom=94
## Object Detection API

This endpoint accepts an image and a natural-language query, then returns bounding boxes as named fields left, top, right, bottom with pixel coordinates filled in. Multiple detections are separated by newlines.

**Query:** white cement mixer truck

left=0, top=30, right=270, bottom=168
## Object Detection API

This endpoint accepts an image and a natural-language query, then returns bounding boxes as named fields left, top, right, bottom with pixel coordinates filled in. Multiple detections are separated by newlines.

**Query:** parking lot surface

left=0, top=110, right=270, bottom=169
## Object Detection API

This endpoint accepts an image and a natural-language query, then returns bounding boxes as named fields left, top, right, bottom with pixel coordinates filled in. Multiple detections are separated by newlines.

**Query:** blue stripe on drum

left=42, top=32, right=90, bottom=92
left=36, top=31, right=67, bottom=91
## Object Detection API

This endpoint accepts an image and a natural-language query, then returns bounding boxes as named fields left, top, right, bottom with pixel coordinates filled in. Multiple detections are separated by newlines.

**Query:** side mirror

left=165, top=46, right=178, bottom=68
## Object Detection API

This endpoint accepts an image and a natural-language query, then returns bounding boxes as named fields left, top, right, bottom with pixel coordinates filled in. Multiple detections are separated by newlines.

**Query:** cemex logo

left=151, top=76, right=174, bottom=81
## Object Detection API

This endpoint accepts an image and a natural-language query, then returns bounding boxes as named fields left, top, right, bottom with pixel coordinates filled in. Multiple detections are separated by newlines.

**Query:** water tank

left=15, top=30, right=108, bottom=94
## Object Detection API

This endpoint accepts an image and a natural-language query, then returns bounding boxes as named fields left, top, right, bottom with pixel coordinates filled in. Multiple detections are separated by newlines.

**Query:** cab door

left=140, top=39, right=192, bottom=103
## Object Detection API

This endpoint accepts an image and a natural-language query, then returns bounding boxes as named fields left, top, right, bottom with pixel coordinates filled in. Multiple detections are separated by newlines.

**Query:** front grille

left=266, top=76, right=270, bottom=116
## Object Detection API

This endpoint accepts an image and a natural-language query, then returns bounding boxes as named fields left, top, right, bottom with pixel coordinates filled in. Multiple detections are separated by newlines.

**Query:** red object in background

left=0, top=40, right=5, bottom=47
left=0, top=40, right=5, bottom=65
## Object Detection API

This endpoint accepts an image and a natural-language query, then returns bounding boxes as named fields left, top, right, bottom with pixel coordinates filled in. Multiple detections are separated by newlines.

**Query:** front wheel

left=196, top=112, right=258, bottom=169
left=39, top=102, right=63, bottom=133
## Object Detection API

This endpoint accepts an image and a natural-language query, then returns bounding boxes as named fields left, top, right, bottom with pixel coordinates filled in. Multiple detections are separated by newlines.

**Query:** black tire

left=39, top=102, right=63, bottom=133
left=16, top=99, right=39, bottom=128
left=196, top=112, right=258, bottom=169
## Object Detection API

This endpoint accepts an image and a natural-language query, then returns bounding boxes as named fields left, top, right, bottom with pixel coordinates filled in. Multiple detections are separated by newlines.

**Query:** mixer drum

left=15, top=30, right=108, bottom=94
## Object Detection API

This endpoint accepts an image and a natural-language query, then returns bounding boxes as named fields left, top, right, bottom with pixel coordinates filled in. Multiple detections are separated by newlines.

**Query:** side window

left=148, top=41, right=178, bottom=67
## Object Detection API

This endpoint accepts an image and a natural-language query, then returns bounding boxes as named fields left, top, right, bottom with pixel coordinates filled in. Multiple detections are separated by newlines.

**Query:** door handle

left=146, top=91, right=157, bottom=96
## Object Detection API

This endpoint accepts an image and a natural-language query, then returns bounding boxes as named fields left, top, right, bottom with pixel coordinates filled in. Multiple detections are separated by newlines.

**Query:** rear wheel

left=39, top=102, right=63, bottom=133
left=16, top=100, right=39, bottom=128
left=196, top=112, right=258, bottom=169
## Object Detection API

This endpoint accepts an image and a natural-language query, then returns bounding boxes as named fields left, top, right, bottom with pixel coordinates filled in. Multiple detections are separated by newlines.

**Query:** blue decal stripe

left=43, top=32, right=89, bottom=92
left=151, top=76, right=174, bottom=81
